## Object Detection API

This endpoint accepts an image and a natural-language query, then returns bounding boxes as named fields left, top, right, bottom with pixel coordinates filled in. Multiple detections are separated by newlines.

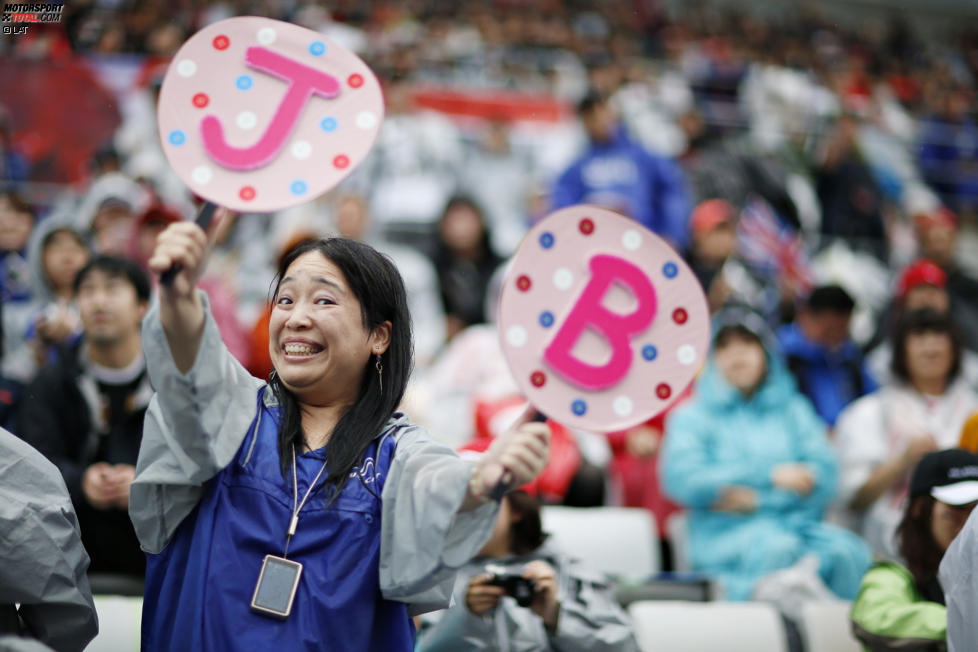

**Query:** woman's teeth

left=284, top=343, right=320, bottom=355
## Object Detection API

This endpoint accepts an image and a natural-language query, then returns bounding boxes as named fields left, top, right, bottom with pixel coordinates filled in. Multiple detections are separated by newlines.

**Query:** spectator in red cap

left=895, top=259, right=949, bottom=311
left=914, top=208, right=978, bottom=352
left=866, top=259, right=978, bottom=390
left=684, top=198, right=736, bottom=312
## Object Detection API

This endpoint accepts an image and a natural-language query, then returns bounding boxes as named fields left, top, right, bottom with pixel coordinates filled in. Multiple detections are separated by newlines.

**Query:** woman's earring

left=375, top=353, right=383, bottom=394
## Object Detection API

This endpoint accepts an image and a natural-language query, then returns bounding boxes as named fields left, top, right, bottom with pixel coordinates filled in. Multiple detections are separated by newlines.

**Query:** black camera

left=487, top=573, right=536, bottom=607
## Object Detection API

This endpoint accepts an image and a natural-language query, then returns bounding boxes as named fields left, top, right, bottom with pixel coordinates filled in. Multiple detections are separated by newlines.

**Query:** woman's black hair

left=505, top=490, right=548, bottom=556
left=269, top=238, right=414, bottom=501
left=897, top=495, right=942, bottom=592
left=890, top=307, right=961, bottom=384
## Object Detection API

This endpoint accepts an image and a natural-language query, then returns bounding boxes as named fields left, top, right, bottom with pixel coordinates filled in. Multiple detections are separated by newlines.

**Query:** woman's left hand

left=474, top=405, right=551, bottom=497
left=523, top=560, right=560, bottom=631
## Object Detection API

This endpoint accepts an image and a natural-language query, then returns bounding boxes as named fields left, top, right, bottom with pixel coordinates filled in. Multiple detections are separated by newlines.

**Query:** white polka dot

left=356, top=111, right=378, bottom=130
left=191, top=166, right=213, bottom=185
left=613, top=396, right=633, bottom=417
left=257, top=27, right=277, bottom=45
left=553, top=268, right=574, bottom=290
left=291, top=140, right=312, bottom=159
left=622, top=229, right=642, bottom=251
left=506, top=326, right=528, bottom=348
left=176, top=59, right=197, bottom=77
left=236, top=111, right=258, bottom=130
left=677, top=344, right=696, bottom=365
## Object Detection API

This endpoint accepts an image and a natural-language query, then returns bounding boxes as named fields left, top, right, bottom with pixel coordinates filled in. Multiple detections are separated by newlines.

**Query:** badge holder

left=251, top=554, right=303, bottom=619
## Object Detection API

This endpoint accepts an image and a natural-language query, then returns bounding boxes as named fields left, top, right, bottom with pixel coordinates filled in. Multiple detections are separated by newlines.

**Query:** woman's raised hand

left=148, top=208, right=230, bottom=299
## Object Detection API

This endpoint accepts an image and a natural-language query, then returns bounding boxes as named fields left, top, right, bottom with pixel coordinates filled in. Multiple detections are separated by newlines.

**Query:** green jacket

left=850, top=561, right=947, bottom=651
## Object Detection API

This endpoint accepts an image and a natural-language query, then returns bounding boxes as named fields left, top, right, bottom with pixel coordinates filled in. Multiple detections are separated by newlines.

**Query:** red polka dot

left=530, top=371, right=546, bottom=387
left=239, top=186, right=256, bottom=201
left=347, top=74, right=364, bottom=89
left=579, top=218, right=594, bottom=235
left=656, top=383, right=672, bottom=399
left=672, top=308, right=688, bottom=324
left=212, top=35, right=230, bottom=50
left=192, top=93, right=209, bottom=108
left=516, top=275, right=532, bottom=292
left=333, top=154, right=349, bottom=169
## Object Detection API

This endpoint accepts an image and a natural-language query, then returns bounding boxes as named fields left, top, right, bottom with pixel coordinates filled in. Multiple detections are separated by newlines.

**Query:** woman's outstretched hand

left=468, top=405, right=551, bottom=507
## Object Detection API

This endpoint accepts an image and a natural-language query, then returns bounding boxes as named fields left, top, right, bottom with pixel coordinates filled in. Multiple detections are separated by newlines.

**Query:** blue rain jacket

left=776, top=322, right=876, bottom=426
left=551, top=127, right=691, bottom=249
left=661, top=347, right=870, bottom=600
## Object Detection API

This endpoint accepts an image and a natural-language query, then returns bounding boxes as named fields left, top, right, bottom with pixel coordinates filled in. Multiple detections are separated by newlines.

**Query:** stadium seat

left=628, top=600, right=788, bottom=652
left=666, top=511, right=691, bottom=572
left=86, top=595, right=142, bottom=652
left=798, top=601, right=861, bottom=652
left=541, top=506, right=659, bottom=582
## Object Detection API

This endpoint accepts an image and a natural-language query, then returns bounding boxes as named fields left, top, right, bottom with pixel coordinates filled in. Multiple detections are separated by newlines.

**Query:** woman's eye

left=276, top=296, right=292, bottom=305
left=316, top=297, right=335, bottom=305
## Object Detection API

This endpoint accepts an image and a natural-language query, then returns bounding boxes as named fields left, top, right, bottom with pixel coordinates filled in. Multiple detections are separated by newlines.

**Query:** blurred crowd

left=3, top=0, right=978, bottom=648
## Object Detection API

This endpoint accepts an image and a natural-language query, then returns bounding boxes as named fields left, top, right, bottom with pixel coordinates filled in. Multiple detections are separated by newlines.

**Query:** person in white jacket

left=835, top=307, right=978, bottom=557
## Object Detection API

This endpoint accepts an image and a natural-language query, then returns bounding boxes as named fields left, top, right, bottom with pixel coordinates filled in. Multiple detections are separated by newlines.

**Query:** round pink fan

left=157, top=16, right=383, bottom=213
left=498, top=205, right=709, bottom=432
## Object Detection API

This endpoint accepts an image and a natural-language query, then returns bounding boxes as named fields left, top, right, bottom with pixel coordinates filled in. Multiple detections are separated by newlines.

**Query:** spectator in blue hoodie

left=661, top=305, right=871, bottom=601
left=777, top=285, right=876, bottom=427
left=551, top=91, right=691, bottom=249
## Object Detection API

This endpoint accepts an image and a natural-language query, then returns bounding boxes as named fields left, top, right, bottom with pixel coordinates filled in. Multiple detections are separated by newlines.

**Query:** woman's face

left=931, top=500, right=977, bottom=552
left=43, top=230, right=89, bottom=294
left=905, top=331, right=953, bottom=388
left=269, top=251, right=389, bottom=407
left=440, top=205, right=484, bottom=254
left=714, top=335, right=767, bottom=394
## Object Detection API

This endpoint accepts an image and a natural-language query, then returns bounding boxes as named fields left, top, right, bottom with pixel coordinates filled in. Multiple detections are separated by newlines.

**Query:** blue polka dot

left=309, top=41, right=326, bottom=56
left=290, top=180, right=308, bottom=196
left=320, top=117, right=338, bottom=132
left=168, top=130, right=186, bottom=146
left=236, top=75, right=253, bottom=90
left=539, top=232, right=554, bottom=249
left=663, top=262, right=678, bottom=279
left=572, top=399, right=587, bottom=416
left=539, top=311, right=554, bottom=328
left=642, top=345, right=658, bottom=361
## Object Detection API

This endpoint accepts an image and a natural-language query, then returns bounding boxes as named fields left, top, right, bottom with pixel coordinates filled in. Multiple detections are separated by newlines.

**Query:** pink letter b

left=543, top=255, right=656, bottom=390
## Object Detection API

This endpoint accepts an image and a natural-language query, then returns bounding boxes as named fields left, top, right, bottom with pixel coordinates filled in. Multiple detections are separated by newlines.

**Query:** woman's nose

left=285, top=302, right=312, bottom=328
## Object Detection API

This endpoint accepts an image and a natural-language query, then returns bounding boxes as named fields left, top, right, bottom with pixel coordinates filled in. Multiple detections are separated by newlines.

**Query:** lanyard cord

left=284, top=445, right=329, bottom=558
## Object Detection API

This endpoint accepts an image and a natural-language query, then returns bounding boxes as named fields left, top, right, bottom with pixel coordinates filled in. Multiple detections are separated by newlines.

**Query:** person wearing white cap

left=851, top=449, right=978, bottom=651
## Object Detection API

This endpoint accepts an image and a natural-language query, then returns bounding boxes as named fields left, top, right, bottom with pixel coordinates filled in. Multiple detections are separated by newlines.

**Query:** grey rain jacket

left=0, top=428, right=98, bottom=652
left=128, top=292, right=501, bottom=617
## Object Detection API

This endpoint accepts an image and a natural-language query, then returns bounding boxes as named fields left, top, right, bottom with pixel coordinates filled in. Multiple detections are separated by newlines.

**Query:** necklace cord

left=284, top=445, right=329, bottom=557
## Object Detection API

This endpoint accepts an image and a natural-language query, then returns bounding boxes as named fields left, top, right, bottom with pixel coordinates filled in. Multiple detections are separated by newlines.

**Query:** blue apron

left=141, top=389, right=414, bottom=651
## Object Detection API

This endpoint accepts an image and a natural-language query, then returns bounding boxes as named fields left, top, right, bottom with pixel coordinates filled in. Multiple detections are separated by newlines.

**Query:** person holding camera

left=418, top=490, right=639, bottom=651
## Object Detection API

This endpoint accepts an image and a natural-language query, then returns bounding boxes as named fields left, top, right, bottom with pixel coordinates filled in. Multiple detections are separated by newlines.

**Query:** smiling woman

left=129, top=212, right=551, bottom=652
